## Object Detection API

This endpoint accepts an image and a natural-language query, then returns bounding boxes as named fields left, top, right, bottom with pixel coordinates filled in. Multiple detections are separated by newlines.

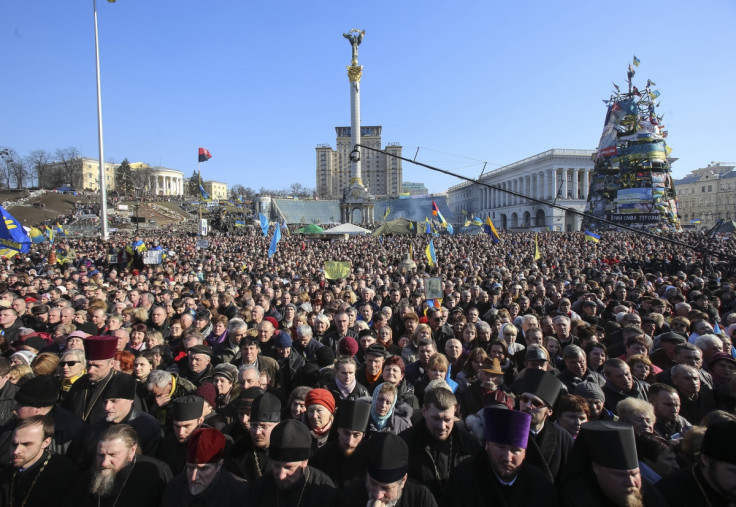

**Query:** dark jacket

left=248, top=465, right=338, bottom=507
left=326, top=380, right=369, bottom=407
left=161, top=468, right=247, bottom=507
left=444, top=451, right=558, bottom=507
left=0, top=451, right=78, bottom=507
left=341, top=477, right=437, bottom=507
left=602, top=378, right=650, bottom=415
left=525, top=420, right=574, bottom=482
left=0, top=381, right=18, bottom=427
left=399, top=418, right=481, bottom=501
left=310, top=439, right=368, bottom=488
left=656, top=464, right=730, bottom=507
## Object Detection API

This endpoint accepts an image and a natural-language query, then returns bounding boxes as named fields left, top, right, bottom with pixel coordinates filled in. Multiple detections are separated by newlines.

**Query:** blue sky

left=3, top=1, right=734, bottom=194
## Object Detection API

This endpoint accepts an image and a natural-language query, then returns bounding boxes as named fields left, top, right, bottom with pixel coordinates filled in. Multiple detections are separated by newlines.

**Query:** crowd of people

left=0, top=226, right=735, bottom=507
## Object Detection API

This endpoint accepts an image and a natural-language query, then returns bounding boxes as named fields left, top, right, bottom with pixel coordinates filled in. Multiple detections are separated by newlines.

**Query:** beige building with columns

left=674, top=162, right=736, bottom=229
left=447, top=148, right=595, bottom=232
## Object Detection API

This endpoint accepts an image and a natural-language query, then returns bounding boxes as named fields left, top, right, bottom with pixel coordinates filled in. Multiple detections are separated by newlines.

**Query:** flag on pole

left=198, top=147, right=212, bottom=162
left=55, top=223, right=68, bottom=237
left=268, top=224, right=281, bottom=258
left=383, top=206, right=390, bottom=219
left=29, top=227, right=45, bottom=244
left=282, top=220, right=289, bottom=235
left=199, top=185, right=211, bottom=201
left=584, top=230, right=601, bottom=243
left=234, top=220, right=246, bottom=228
left=0, top=205, right=31, bottom=254
left=690, top=218, right=701, bottom=224
left=258, top=213, right=269, bottom=237
left=471, top=215, right=483, bottom=226
left=534, top=233, right=541, bottom=260
left=633, top=55, right=641, bottom=67
left=483, top=217, right=500, bottom=243
left=425, top=239, right=437, bottom=267
left=431, top=200, right=452, bottom=234
left=425, top=217, right=431, bottom=234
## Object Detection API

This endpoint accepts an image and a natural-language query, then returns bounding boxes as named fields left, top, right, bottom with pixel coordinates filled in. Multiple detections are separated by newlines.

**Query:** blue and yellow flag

left=282, top=220, right=289, bottom=236
left=235, top=220, right=246, bottom=228
left=55, top=223, right=68, bottom=237
left=383, top=206, right=390, bottom=219
left=29, top=227, right=45, bottom=244
left=584, top=230, right=601, bottom=243
left=132, top=238, right=146, bottom=253
left=483, top=217, right=500, bottom=243
left=199, top=185, right=211, bottom=201
left=633, top=55, right=641, bottom=67
left=425, top=217, right=431, bottom=234
left=690, top=218, right=701, bottom=224
left=425, top=239, right=437, bottom=267
left=471, top=215, right=483, bottom=227
left=0, top=205, right=31, bottom=254
left=464, top=219, right=471, bottom=227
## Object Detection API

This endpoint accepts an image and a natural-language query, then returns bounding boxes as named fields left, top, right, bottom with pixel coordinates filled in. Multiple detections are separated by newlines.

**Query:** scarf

left=370, top=382, right=397, bottom=430
left=311, top=416, right=333, bottom=436
left=366, top=368, right=382, bottom=386
left=334, top=375, right=356, bottom=399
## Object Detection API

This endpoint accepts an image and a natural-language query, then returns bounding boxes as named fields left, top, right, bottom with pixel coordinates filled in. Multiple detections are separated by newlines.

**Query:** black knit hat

left=338, top=400, right=371, bottom=432
left=251, top=392, right=282, bottom=423
left=104, top=373, right=136, bottom=401
left=269, top=420, right=312, bottom=462
left=172, top=395, right=204, bottom=422
left=366, top=432, right=409, bottom=483
left=15, top=376, right=60, bottom=407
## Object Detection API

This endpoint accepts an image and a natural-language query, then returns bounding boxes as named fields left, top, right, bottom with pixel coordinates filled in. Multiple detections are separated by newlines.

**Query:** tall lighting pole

left=93, top=0, right=113, bottom=240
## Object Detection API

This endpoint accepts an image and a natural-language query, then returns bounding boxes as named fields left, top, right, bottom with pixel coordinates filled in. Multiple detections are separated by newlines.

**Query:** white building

left=447, top=149, right=596, bottom=232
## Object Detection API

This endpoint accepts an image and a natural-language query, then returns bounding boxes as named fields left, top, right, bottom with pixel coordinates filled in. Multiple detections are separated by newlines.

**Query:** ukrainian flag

left=425, top=239, right=437, bottom=267
left=235, top=220, right=246, bottom=228
left=199, top=185, right=211, bottom=201
left=30, top=227, right=45, bottom=244
left=483, top=217, right=501, bottom=243
left=584, top=230, right=601, bottom=243
left=690, top=218, right=701, bottom=224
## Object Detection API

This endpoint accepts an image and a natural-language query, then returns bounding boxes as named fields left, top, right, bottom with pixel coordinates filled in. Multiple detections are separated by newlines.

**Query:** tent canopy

left=323, top=223, right=370, bottom=235
left=372, top=218, right=418, bottom=236
left=710, top=220, right=736, bottom=234
left=295, top=224, right=324, bottom=234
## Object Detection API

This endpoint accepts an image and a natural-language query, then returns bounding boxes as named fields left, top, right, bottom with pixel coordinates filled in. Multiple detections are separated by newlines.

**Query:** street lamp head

left=349, top=148, right=360, bottom=163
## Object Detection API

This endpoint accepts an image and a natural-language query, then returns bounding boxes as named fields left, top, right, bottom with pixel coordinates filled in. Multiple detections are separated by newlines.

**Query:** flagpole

left=93, top=0, right=109, bottom=240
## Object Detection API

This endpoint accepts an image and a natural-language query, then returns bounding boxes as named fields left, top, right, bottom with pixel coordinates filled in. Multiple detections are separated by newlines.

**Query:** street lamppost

left=93, top=0, right=114, bottom=240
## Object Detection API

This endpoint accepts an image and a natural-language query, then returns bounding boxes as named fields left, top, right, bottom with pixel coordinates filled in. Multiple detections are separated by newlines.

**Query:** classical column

left=345, top=29, right=366, bottom=189
left=550, top=169, right=557, bottom=200
left=562, top=169, right=568, bottom=199
left=572, top=169, right=579, bottom=200
left=582, top=169, right=589, bottom=200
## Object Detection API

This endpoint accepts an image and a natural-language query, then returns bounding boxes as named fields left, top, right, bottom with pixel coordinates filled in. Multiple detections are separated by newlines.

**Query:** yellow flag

left=324, top=261, right=351, bottom=280
left=534, top=233, right=541, bottom=260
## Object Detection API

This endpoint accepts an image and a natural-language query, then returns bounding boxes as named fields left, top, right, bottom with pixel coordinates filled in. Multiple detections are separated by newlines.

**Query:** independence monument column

left=340, top=28, right=375, bottom=224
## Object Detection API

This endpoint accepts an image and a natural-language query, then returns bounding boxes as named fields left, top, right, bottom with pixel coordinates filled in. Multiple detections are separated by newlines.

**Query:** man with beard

left=0, top=415, right=78, bottom=506
left=340, top=432, right=437, bottom=507
left=161, top=428, right=247, bottom=507
left=155, top=395, right=206, bottom=475
left=62, top=335, right=134, bottom=423
left=513, top=368, right=572, bottom=482
left=656, top=420, right=736, bottom=506
left=560, top=421, right=667, bottom=507
left=310, top=399, right=371, bottom=487
left=228, top=392, right=281, bottom=481
left=399, top=387, right=480, bottom=501
left=445, top=408, right=558, bottom=507
left=77, top=424, right=171, bottom=507
left=248, top=419, right=338, bottom=506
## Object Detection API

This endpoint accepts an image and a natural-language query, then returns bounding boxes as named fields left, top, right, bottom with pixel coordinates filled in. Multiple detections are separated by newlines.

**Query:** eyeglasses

left=60, top=361, right=80, bottom=367
left=519, top=394, right=547, bottom=409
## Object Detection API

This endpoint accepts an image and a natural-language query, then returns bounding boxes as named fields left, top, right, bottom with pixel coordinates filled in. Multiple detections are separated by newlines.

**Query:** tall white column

left=562, top=169, right=569, bottom=199
left=572, top=169, right=579, bottom=200
left=551, top=169, right=557, bottom=200
left=582, top=169, right=589, bottom=200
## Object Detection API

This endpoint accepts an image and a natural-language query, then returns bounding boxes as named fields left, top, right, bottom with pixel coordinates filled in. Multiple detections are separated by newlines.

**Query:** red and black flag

left=198, top=147, right=212, bottom=162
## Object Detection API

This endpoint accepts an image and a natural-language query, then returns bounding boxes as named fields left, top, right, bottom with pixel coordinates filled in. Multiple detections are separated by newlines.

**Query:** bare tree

left=0, top=148, right=25, bottom=188
left=26, top=149, right=52, bottom=188
left=55, top=147, right=82, bottom=188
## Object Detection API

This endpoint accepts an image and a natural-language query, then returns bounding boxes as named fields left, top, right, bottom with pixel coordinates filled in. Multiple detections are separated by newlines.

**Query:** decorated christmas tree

left=583, top=57, right=681, bottom=232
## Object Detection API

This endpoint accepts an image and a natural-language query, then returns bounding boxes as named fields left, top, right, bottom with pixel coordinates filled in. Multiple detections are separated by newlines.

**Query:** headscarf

left=370, top=383, right=397, bottom=431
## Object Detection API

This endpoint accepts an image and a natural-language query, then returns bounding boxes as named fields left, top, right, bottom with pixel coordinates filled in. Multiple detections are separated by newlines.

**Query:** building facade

left=316, top=126, right=402, bottom=200
left=129, top=163, right=184, bottom=196
left=674, top=163, right=736, bottom=229
left=203, top=180, right=228, bottom=201
left=447, top=149, right=596, bottom=232
left=43, top=157, right=117, bottom=191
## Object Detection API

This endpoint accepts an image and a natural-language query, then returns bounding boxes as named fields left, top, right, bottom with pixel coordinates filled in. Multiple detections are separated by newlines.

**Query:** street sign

left=196, top=239, right=209, bottom=249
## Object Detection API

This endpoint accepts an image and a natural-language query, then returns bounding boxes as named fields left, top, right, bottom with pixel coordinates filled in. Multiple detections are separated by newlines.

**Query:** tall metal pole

left=93, top=0, right=109, bottom=240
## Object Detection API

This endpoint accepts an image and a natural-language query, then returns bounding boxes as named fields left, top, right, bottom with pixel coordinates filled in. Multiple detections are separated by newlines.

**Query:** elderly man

left=648, top=383, right=692, bottom=440
left=602, top=358, right=650, bottom=415
left=445, top=409, right=557, bottom=506
left=459, top=357, right=505, bottom=419
left=62, top=335, right=133, bottom=423
left=248, top=419, right=338, bottom=506
left=145, top=369, right=197, bottom=428
left=76, top=424, right=171, bottom=506
left=256, top=319, right=277, bottom=357
left=657, top=420, right=736, bottom=506
left=233, top=336, right=279, bottom=384
left=0, top=415, right=78, bottom=504
left=670, top=364, right=715, bottom=425
left=695, top=334, right=724, bottom=368
left=356, top=342, right=387, bottom=394
left=311, top=400, right=371, bottom=488
left=148, top=305, right=170, bottom=337
left=341, top=432, right=438, bottom=507
left=181, top=345, right=215, bottom=386
left=213, top=318, right=248, bottom=364
left=560, top=421, right=667, bottom=507
left=514, top=368, right=572, bottom=482
left=292, top=324, right=324, bottom=364
left=272, top=331, right=304, bottom=392
left=162, top=428, right=247, bottom=507
left=399, top=387, right=480, bottom=501
left=557, top=345, right=605, bottom=392
left=650, top=332, right=687, bottom=370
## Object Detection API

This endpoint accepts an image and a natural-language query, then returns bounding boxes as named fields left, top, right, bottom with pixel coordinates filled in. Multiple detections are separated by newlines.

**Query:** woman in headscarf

left=366, top=382, right=412, bottom=435
left=303, top=388, right=336, bottom=450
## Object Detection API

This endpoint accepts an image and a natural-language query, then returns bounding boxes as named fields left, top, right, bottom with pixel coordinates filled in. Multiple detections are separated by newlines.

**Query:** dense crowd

left=0, top=227, right=735, bottom=507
